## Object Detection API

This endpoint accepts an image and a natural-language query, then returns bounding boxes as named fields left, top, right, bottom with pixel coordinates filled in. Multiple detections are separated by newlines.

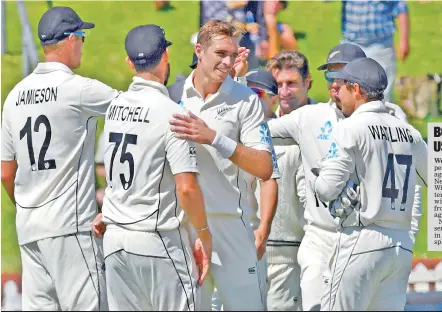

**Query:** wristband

left=211, top=133, right=238, bottom=159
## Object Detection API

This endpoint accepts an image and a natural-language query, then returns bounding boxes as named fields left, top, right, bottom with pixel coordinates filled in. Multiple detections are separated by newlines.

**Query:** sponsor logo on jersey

left=326, top=142, right=339, bottom=159
left=248, top=267, right=256, bottom=274
left=259, top=122, right=272, bottom=145
left=317, top=120, right=333, bottom=140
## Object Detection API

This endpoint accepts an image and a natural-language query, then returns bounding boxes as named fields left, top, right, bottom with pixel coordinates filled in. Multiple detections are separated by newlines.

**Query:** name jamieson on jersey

left=15, top=87, right=58, bottom=106
left=368, top=125, right=414, bottom=143
left=106, top=105, right=150, bottom=123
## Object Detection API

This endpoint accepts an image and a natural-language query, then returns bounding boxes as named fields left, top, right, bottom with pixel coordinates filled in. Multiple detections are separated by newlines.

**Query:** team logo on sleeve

left=326, top=142, right=339, bottom=159
left=259, top=122, right=272, bottom=145
left=317, top=120, right=333, bottom=140
left=271, top=147, right=279, bottom=170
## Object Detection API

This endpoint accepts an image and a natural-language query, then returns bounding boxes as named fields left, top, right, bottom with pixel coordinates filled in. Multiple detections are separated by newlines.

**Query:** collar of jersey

left=183, top=70, right=234, bottom=100
left=33, top=62, right=74, bottom=74
left=129, top=76, right=169, bottom=97
left=352, top=100, right=390, bottom=116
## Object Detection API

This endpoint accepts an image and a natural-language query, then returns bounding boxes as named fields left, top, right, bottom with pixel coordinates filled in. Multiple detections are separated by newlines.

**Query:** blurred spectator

left=198, top=0, right=266, bottom=69
left=258, top=0, right=298, bottom=60
left=340, top=0, right=410, bottom=102
left=154, top=0, right=172, bottom=11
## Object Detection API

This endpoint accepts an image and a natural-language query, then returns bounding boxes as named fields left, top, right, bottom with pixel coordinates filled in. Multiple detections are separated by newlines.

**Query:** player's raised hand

left=92, top=213, right=106, bottom=238
left=170, top=111, right=217, bottom=144
left=230, top=47, right=250, bottom=78
left=193, top=234, right=212, bottom=286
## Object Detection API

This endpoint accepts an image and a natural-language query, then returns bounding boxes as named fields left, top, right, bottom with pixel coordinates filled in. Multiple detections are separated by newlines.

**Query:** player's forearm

left=397, top=12, right=409, bottom=47
left=1, top=160, right=17, bottom=203
left=230, top=145, right=273, bottom=181
left=258, top=178, right=278, bottom=235
left=226, top=0, right=248, bottom=9
left=176, top=174, right=211, bottom=241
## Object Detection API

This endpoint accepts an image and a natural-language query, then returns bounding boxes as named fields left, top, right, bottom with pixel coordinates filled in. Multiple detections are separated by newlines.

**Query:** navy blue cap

left=327, top=58, right=388, bottom=92
left=245, top=69, right=278, bottom=96
left=317, top=43, right=366, bottom=71
left=189, top=53, right=198, bottom=69
left=125, top=24, right=172, bottom=68
left=38, top=7, right=95, bottom=45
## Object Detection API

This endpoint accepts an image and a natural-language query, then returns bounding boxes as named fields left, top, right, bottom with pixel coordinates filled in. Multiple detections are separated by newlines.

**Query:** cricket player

left=94, top=24, right=212, bottom=311
left=261, top=51, right=319, bottom=311
left=267, top=43, right=422, bottom=311
left=168, top=20, right=275, bottom=311
left=315, top=57, right=427, bottom=310
left=1, top=6, right=119, bottom=310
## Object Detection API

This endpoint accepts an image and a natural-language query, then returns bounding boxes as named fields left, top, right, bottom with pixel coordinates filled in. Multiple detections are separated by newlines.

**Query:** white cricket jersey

left=167, top=71, right=274, bottom=216
left=95, top=131, right=106, bottom=165
left=268, top=100, right=346, bottom=230
left=101, top=77, right=198, bottom=232
left=314, top=101, right=428, bottom=233
left=1, top=62, right=119, bottom=245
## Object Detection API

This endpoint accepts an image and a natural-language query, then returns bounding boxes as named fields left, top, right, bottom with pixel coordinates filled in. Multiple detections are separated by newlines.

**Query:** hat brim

left=166, top=40, right=172, bottom=47
left=317, top=60, right=349, bottom=71
left=79, top=21, right=95, bottom=30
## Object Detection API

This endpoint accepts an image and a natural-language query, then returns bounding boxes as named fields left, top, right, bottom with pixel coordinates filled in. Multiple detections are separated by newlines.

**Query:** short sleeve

left=165, top=126, right=199, bottom=175
left=81, top=78, right=120, bottom=117
left=239, top=94, right=272, bottom=153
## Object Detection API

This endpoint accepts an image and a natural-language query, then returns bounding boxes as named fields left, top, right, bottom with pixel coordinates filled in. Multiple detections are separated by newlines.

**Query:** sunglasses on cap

left=64, top=31, right=87, bottom=43
left=324, top=70, right=339, bottom=83
left=250, top=87, right=275, bottom=98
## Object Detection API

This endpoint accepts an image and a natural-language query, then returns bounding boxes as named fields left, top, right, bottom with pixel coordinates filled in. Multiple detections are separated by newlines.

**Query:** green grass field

left=2, top=1, right=442, bottom=273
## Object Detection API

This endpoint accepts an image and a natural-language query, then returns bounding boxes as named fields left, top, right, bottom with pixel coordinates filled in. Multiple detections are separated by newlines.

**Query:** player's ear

left=305, top=73, right=312, bottom=90
left=126, top=56, right=135, bottom=71
left=195, top=43, right=203, bottom=60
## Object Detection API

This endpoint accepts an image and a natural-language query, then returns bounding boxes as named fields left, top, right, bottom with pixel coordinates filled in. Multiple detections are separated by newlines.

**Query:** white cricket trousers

left=189, top=215, right=265, bottom=311
left=103, top=226, right=199, bottom=311
left=321, top=225, right=413, bottom=311
left=297, top=224, right=339, bottom=311
left=212, top=254, right=268, bottom=311
left=20, top=231, right=107, bottom=311
left=267, top=246, right=302, bottom=311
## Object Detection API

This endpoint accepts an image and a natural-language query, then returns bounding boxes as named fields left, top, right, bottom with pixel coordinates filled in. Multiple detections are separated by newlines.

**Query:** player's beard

left=164, top=63, right=170, bottom=86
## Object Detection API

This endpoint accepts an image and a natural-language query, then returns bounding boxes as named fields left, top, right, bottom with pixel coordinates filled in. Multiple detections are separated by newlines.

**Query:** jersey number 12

left=19, top=115, right=56, bottom=171
left=108, top=132, right=138, bottom=190
left=382, top=153, right=412, bottom=211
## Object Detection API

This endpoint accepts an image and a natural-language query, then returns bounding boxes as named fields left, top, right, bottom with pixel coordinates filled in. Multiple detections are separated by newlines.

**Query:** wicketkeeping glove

left=329, top=180, right=360, bottom=219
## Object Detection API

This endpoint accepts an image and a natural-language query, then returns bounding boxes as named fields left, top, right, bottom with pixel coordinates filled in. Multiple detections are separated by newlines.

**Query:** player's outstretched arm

left=175, top=172, right=212, bottom=285
left=1, top=161, right=17, bottom=203
left=267, top=110, right=301, bottom=147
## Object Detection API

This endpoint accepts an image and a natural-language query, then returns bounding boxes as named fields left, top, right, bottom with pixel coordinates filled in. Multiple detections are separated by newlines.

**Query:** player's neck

left=44, top=54, right=72, bottom=69
left=193, top=68, right=222, bottom=100
left=136, top=72, right=163, bottom=85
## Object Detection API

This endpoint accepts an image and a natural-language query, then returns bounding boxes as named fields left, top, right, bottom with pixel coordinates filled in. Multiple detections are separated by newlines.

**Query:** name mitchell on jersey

left=106, top=104, right=150, bottom=123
